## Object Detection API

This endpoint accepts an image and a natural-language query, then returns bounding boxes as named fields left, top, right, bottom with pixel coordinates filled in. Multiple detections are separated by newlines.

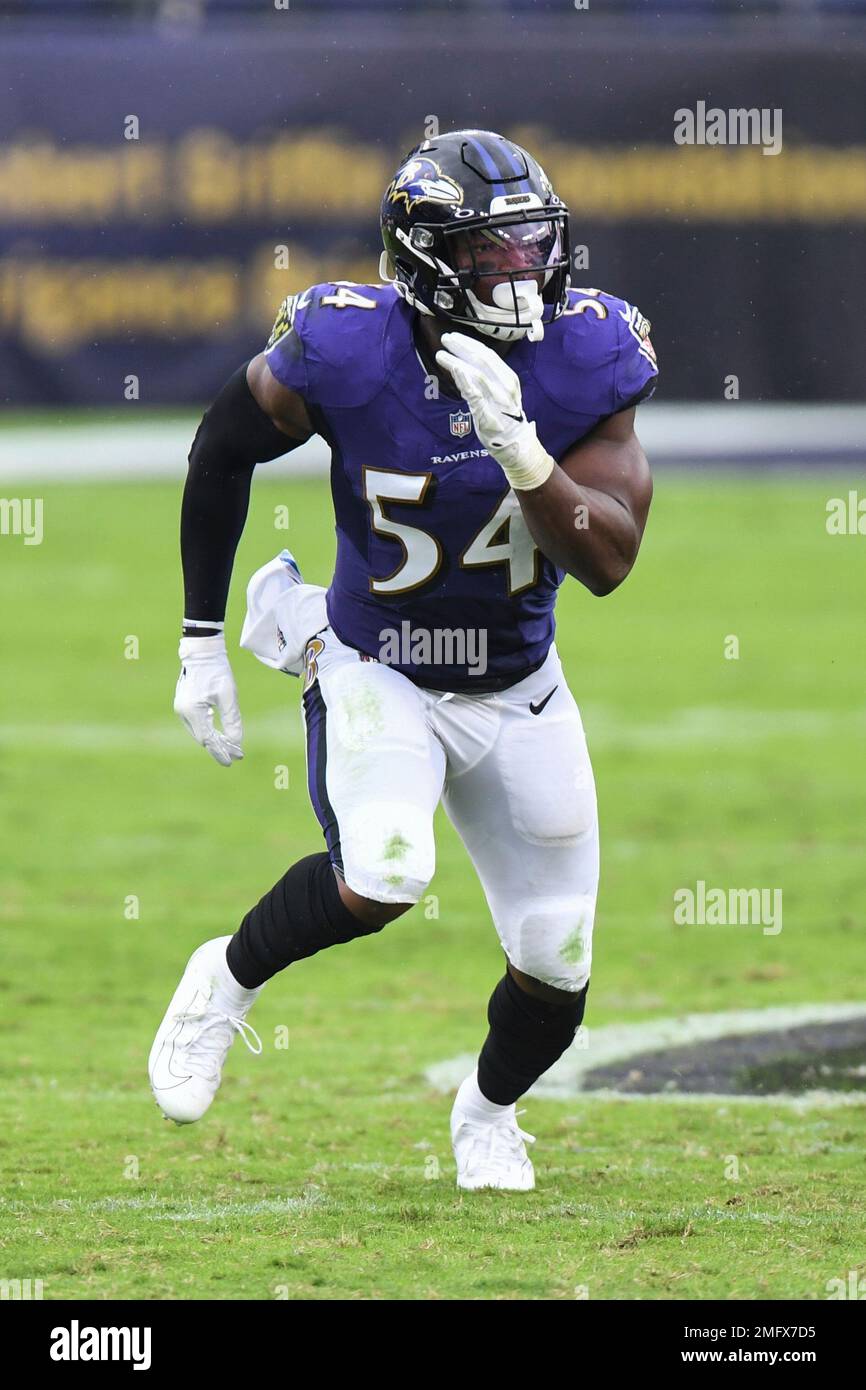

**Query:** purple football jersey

left=264, top=283, right=657, bottom=690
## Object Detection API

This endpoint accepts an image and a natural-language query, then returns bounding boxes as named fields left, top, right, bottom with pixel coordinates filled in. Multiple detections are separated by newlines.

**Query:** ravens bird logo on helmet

left=387, top=157, right=465, bottom=214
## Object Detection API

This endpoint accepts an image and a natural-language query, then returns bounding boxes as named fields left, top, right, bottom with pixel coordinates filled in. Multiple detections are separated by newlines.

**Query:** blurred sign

left=1, top=18, right=864, bottom=404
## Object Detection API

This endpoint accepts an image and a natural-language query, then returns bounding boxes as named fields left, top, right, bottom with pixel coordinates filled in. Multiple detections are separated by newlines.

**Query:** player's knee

left=511, top=895, right=595, bottom=993
left=508, top=963, right=582, bottom=1006
left=340, top=801, right=435, bottom=906
left=337, top=878, right=414, bottom=930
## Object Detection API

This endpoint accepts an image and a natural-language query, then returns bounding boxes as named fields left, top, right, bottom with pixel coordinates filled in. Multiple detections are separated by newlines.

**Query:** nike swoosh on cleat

left=529, top=686, right=558, bottom=715
left=151, top=1027, right=193, bottom=1089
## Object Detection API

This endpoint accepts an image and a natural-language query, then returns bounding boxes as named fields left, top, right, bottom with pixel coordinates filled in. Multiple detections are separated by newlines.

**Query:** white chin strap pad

left=467, top=281, right=545, bottom=342
left=491, top=279, right=542, bottom=315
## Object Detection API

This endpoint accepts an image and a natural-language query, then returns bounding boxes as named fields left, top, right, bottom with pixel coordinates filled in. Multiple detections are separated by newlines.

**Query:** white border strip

left=1, top=405, right=864, bottom=482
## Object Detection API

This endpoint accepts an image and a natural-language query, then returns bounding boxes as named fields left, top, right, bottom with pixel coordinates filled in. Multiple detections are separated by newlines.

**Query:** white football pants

left=300, top=626, right=598, bottom=993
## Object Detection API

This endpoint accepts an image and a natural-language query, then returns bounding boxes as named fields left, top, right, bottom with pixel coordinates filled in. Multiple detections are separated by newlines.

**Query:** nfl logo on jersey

left=449, top=410, right=472, bottom=438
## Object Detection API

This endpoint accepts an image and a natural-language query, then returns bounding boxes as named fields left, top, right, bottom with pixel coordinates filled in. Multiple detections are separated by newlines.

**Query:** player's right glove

left=174, top=634, right=244, bottom=767
left=435, top=332, right=555, bottom=492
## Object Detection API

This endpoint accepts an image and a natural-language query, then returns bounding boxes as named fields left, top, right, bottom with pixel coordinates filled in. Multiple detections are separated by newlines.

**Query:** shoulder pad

left=537, top=288, right=658, bottom=414
left=264, top=283, right=404, bottom=408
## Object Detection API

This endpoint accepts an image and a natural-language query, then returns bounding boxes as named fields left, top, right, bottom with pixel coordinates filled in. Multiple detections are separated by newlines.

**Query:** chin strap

left=466, top=281, right=546, bottom=343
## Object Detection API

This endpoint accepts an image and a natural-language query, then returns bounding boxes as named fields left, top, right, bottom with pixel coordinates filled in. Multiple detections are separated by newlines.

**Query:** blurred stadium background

left=2, top=0, right=865, bottom=1303
left=1, top=0, right=865, bottom=466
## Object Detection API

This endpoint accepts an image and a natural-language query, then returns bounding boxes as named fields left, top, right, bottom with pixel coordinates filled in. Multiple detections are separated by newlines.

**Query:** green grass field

left=1, top=469, right=865, bottom=1300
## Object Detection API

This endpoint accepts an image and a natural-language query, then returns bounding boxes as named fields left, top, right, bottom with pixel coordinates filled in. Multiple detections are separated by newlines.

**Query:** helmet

left=379, top=129, right=570, bottom=343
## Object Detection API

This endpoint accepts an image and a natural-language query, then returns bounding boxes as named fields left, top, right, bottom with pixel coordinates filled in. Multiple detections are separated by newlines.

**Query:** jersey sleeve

left=263, top=289, right=315, bottom=400
left=612, top=300, right=659, bottom=413
left=537, top=288, right=658, bottom=424
left=263, top=282, right=393, bottom=409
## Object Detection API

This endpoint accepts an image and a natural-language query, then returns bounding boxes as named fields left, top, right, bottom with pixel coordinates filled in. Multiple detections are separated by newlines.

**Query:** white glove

left=174, top=634, right=243, bottom=766
left=435, top=332, right=555, bottom=491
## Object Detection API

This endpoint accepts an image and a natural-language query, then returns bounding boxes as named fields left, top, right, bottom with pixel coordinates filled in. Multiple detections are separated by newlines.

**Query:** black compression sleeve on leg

left=226, top=852, right=384, bottom=989
left=181, top=364, right=307, bottom=624
left=476, top=970, right=589, bottom=1106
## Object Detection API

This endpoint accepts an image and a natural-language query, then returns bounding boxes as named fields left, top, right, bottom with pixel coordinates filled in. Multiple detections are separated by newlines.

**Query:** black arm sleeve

left=180, top=364, right=309, bottom=624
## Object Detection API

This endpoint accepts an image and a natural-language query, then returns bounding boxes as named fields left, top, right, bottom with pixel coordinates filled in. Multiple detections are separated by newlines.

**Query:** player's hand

left=435, top=332, right=554, bottom=491
left=174, top=634, right=244, bottom=766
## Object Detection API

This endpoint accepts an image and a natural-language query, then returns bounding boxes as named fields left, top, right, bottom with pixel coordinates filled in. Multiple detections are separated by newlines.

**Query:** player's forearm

left=515, top=450, right=645, bottom=596
left=180, top=363, right=307, bottom=628
left=181, top=445, right=254, bottom=626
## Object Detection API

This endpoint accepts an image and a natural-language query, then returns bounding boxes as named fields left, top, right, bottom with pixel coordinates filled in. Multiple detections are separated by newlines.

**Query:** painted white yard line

left=28, top=1193, right=327, bottom=1221
left=9, top=1195, right=819, bottom=1227
left=426, top=1002, right=866, bottom=1104
left=578, top=705, right=866, bottom=750
left=15, top=1079, right=866, bottom=1114
left=1, top=705, right=862, bottom=753
left=0, top=712, right=306, bottom=751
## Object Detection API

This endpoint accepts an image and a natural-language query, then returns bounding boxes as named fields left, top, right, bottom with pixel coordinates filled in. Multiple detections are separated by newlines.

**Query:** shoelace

left=465, top=1110, right=536, bottom=1167
left=174, top=1008, right=263, bottom=1081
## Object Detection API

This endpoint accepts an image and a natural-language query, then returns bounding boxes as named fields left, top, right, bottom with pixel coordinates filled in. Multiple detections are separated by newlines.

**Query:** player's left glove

left=435, top=332, right=555, bottom=492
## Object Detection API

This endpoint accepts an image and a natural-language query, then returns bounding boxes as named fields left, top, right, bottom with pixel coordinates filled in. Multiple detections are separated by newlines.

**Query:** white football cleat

left=450, top=1080, right=537, bottom=1191
left=148, top=936, right=262, bottom=1125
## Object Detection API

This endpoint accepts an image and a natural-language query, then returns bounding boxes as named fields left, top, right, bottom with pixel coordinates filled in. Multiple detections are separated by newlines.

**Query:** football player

left=149, top=130, right=657, bottom=1190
